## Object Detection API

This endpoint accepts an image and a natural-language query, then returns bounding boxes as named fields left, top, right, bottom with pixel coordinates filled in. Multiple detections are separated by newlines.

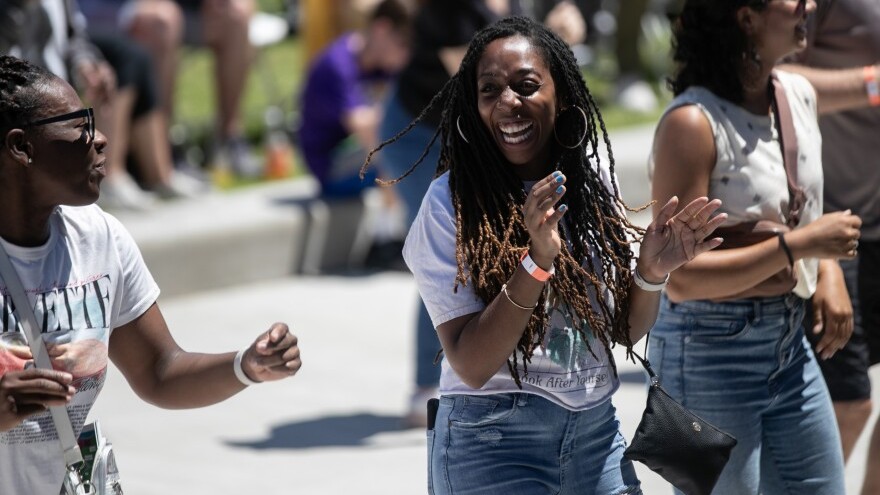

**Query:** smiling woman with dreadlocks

left=364, top=16, right=725, bottom=494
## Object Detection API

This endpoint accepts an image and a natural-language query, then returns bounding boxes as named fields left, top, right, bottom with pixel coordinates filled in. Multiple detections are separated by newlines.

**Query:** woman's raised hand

left=638, top=196, right=727, bottom=281
left=523, top=171, right=568, bottom=269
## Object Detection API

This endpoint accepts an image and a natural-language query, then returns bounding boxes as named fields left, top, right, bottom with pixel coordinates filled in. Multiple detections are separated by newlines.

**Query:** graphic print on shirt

left=0, top=275, right=111, bottom=445
left=519, top=298, right=612, bottom=396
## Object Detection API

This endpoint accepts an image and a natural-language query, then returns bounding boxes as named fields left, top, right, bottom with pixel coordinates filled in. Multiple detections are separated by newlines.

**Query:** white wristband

left=521, top=251, right=555, bottom=282
left=233, top=348, right=260, bottom=386
left=633, top=267, right=669, bottom=292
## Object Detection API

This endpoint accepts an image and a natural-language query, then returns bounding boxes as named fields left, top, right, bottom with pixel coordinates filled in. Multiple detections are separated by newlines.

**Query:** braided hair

left=669, top=0, right=769, bottom=102
left=364, top=16, right=644, bottom=386
left=0, top=55, right=56, bottom=137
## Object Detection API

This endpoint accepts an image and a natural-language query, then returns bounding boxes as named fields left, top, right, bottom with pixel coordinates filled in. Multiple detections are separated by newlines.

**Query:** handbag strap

left=630, top=336, right=659, bottom=386
left=770, top=72, right=806, bottom=229
left=0, top=242, right=85, bottom=471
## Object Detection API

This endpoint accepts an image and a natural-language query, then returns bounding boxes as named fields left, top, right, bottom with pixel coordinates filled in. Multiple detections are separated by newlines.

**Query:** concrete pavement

left=89, top=124, right=878, bottom=494
left=90, top=272, right=880, bottom=494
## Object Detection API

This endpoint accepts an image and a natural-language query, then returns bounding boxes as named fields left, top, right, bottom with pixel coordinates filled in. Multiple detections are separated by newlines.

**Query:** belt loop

left=752, top=298, right=763, bottom=323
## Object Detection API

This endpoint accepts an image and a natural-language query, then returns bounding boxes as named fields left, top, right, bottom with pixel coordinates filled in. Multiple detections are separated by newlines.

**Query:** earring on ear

left=456, top=115, right=470, bottom=144
left=554, top=106, right=589, bottom=149
left=27, top=157, right=32, bottom=164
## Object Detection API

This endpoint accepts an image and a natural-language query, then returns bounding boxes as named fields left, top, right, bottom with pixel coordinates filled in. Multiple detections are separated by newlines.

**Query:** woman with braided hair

left=364, top=16, right=726, bottom=494
left=0, top=55, right=302, bottom=494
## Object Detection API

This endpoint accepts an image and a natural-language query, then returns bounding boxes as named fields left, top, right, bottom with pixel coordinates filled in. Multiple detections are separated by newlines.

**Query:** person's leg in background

left=613, top=0, right=657, bottom=113
left=87, top=34, right=157, bottom=211
left=123, top=0, right=184, bottom=120
left=380, top=90, right=442, bottom=427
left=805, top=254, right=873, bottom=462
left=855, top=241, right=880, bottom=495
left=92, top=33, right=206, bottom=206
left=197, top=0, right=258, bottom=176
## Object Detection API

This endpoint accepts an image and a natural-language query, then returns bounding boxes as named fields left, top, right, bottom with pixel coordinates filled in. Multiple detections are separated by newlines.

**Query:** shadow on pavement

left=226, top=412, right=408, bottom=450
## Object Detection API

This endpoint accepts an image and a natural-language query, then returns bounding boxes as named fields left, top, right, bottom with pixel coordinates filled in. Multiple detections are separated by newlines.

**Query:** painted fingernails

left=558, top=204, right=568, bottom=213
left=556, top=185, right=565, bottom=194
left=555, top=174, right=564, bottom=183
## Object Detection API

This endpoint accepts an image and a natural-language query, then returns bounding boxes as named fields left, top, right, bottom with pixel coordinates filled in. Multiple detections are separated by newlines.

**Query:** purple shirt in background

left=298, top=33, right=389, bottom=184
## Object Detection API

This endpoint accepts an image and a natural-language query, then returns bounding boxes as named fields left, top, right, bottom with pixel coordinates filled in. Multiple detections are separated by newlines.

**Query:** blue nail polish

left=559, top=204, right=568, bottom=212
left=556, top=185, right=564, bottom=194
left=555, top=175, right=564, bottom=183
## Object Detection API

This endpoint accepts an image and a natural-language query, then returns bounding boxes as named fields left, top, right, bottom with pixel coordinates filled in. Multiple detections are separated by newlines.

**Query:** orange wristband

left=864, top=66, right=880, bottom=107
left=521, top=251, right=555, bottom=282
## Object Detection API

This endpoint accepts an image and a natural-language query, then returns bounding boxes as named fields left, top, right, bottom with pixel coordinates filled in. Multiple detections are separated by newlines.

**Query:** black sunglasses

left=22, top=107, right=95, bottom=142
left=749, top=0, right=806, bottom=10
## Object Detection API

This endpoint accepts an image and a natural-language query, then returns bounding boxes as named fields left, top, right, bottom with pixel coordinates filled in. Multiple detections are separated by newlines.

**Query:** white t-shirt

left=403, top=170, right=623, bottom=411
left=649, top=70, right=823, bottom=298
left=0, top=205, right=159, bottom=494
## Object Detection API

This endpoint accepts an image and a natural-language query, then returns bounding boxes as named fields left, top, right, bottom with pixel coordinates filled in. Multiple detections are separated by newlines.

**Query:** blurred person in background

left=79, top=0, right=260, bottom=177
left=298, top=0, right=411, bottom=197
left=0, top=0, right=203, bottom=212
left=380, top=0, right=586, bottom=428
left=298, top=0, right=413, bottom=262
left=778, top=1, right=880, bottom=493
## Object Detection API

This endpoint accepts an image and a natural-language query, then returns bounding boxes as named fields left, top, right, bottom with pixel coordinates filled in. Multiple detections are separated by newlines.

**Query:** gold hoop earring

left=456, top=115, right=470, bottom=144
left=554, top=106, right=588, bottom=149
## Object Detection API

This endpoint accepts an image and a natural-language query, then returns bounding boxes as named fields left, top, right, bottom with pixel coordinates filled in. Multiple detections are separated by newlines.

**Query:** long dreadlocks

left=363, top=16, right=645, bottom=386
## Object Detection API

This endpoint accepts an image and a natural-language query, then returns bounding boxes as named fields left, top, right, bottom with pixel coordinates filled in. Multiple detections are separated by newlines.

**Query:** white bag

left=61, top=422, right=123, bottom=495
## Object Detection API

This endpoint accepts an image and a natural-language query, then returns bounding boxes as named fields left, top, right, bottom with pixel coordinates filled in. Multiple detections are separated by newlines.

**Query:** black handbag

left=624, top=350, right=737, bottom=495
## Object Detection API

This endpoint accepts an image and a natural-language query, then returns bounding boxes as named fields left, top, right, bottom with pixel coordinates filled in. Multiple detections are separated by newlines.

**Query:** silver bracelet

left=501, top=283, right=537, bottom=310
left=233, top=348, right=260, bottom=386
left=633, top=266, right=669, bottom=292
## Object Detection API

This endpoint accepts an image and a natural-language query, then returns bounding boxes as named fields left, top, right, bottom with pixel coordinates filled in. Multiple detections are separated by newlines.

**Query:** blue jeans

left=648, top=294, right=845, bottom=495
left=380, top=90, right=442, bottom=388
left=429, top=393, right=642, bottom=495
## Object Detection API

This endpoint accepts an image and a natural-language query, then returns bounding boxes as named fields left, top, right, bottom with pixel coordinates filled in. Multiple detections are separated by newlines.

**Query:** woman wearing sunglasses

left=648, top=0, right=861, bottom=493
left=0, top=55, right=302, bottom=494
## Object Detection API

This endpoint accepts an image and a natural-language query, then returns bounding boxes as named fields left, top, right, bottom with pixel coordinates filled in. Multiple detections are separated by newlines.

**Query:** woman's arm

left=436, top=264, right=549, bottom=389
left=810, top=259, right=853, bottom=360
left=652, top=105, right=862, bottom=302
left=109, top=304, right=301, bottom=409
left=653, top=105, right=796, bottom=301
left=777, top=64, right=880, bottom=114
left=435, top=172, right=568, bottom=388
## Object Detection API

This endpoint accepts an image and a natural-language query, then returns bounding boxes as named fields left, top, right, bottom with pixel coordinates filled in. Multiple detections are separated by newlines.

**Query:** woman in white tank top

left=648, top=1, right=861, bottom=493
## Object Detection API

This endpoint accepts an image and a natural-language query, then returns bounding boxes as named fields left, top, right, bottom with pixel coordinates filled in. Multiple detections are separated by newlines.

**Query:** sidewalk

left=90, top=272, right=673, bottom=494
left=90, top=272, right=878, bottom=494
